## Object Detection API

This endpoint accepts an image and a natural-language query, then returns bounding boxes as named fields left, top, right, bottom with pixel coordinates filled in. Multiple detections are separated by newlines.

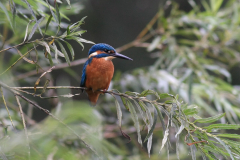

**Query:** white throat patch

left=104, top=56, right=116, bottom=61
left=88, top=52, right=98, bottom=59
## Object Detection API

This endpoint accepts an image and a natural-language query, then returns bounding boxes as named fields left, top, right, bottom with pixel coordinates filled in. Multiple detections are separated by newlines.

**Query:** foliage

left=0, top=0, right=240, bottom=160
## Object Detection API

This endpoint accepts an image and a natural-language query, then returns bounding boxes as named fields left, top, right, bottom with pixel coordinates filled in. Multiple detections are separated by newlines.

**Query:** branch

left=15, top=58, right=87, bottom=80
left=0, top=81, right=99, bottom=157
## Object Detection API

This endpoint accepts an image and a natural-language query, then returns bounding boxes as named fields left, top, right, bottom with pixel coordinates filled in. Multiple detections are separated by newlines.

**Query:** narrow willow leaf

left=55, top=2, right=61, bottom=25
left=69, top=30, right=87, bottom=37
left=204, top=124, right=240, bottom=132
left=140, top=90, right=160, bottom=99
left=155, top=105, right=166, bottom=133
left=221, top=138, right=240, bottom=147
left=183, top=108, right=198, bottom=116
left=40, top=79, right=50, bottom=95
left=160, top=93, right=174, bottom=99
left=120, top=97, right=129, bottom=111
left=0, top=2, right=13, bottom=30
left=23, top=20, right=34, bottom=42
left=77, top=37, right=95, bottom=44
left=113, top=96, right=122, bottom=127
left=22, top=0, right=37, bottom=21
left=67, top=25, right=71, bottom=35
left=67, top=36, right=84, bottom=50
left=37, top=41, right=53, bottom=66
left=214, top=137, right=234, bottom=160
left=165, top=100, right=173, bottom=104
left=194, top=113, right=226, bottom=123
left=0, top=87, right=15, bottom=128
left=37, top=41, right=50, bottom=54
left=45, top=15, right=53, bottom=33
left=127, top=100, right=142, bottom=146
left=65, top=0, right=70, bottom=6
left=160, top=128, right=169, bottom=151
left=34, top=66, right=55, bottom=93
left=15, top=48, right=35, bottom=64
left=70, top=16, right=87, bottom=29
left=144, top=106, right=157, bottom=142
left=125, top=91, right=139, bottom=96
left=175, top=124, right=184, bottom=138
left=46, top=0, right=58, bottom=24
left=133, top=100, right=147, bottom=124
left=64, top=41, right=75, bottom=61
left=9, top=0, right=16, bottom=28
left=56, top=41, right=71, bottom=66
left=210, top=0, right=223, bottom=13
left=137, top=101, right=153, bottom=156
left=28, top=17, right=44, bottom=40
left=218, top=134, right=240, bottom=139
left=50, top=42, right=64, bottom=58
left=190, top=144, right=197, bottom=160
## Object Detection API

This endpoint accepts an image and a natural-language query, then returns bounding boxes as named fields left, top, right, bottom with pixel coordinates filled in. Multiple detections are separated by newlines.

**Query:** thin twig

left=15, top=95, right=30, bottom=159
left=0, top=46, right=39, bottom=77
left=15, top=93, right=99, bottom=157
left=15, top=32, right=153, bottom=81
left=15, top=58, right=87, bottom=80
left=0, top=81, right=99, bottom=157
left=0, top=86, right=15, bottom=128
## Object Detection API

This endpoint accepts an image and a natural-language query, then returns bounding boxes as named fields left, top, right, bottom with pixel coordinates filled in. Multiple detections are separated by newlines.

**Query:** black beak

left=112, top=53, right=133, bottom=61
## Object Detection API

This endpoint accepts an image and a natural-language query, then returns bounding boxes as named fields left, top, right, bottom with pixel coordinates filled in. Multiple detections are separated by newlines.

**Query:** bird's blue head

left=88, top=43, right=133, bottom=61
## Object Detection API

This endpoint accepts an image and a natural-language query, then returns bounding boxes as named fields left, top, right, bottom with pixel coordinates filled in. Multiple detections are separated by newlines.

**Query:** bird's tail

left=87, top=91, right=100, bottom=106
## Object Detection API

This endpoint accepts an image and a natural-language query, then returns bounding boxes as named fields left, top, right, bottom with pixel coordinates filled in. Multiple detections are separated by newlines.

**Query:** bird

left=80, top=43, right=133, bottom=106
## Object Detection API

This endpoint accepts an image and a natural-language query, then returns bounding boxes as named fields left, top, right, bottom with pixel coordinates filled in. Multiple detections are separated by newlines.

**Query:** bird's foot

left=98, top=89, right=107, bottom=95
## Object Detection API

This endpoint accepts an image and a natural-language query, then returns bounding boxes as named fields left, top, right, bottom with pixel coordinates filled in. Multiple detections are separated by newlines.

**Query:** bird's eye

left=107, top=50, right=111, bottom=54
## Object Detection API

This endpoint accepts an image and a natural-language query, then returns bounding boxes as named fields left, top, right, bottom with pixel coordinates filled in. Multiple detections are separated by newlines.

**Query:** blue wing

left=80, top=58, right=93, bottom=88
left=80, top=61, right=88, bottom=87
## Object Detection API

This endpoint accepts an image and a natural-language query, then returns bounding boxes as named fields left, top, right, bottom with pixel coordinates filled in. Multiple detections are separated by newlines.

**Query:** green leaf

left=0, top=1, right=14, bottom=30
left=66, top=36, right=84, bottom=50
left=64, top=41, right=75, bottom=61
left=183, top=108, right=198, bottom=116
left=140, top=90, right=160, bottom=99
left=204, top=124, right=240, bottom=132
left=56, top=40, right=70, bottom=66
left=127, top=100, right=142, bottom=146
left=28, top=16, right=44, bottom=40
left=37, top=41, right=50, bottom=54
left=194, top=113, right=225, bottom=123
left=217, top=134, right=240, bottom=139
left=144, top=106, right=157, bottom=142
left=214, top=137, right=234, bottom=160
left=210, top=0, right=223, bottom=13
left=160, top=93, right=174, bottom=99
left=65, top=0, right=71, bottom=6
left=55, top=2, right=61, bottom=25
left=120, top=97, right=129, bottom=111
left=45, top=15, right=53, bottom=33
left=46, top=0, right=58, bottom=24
left=113, top=96, right=122, bottom=127
left=23, top=20, right=34, bottom=42
left=67, top=25, right=71, bottom=35
left=22, top=0, right=37, bottom=21
left=9, top=0, right=16, bottom=29
left=132, top=100, right=147, bottom=124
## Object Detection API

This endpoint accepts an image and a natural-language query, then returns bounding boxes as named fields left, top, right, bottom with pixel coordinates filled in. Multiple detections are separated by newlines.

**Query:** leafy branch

left=1, top=79, right=239, bottom=159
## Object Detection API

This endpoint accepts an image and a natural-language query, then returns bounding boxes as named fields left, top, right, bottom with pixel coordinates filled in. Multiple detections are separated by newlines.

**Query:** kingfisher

left=80, top=43, right=133, bottom=105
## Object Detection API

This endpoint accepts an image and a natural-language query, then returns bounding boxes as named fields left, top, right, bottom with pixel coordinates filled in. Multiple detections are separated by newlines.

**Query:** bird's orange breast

left=85, top=58, right=114, bottom=91
left=85, top=58, right=114, bottom=105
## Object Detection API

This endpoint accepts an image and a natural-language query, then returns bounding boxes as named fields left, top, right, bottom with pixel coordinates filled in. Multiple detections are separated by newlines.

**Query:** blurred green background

left=1, top=0, right=240, bottom=159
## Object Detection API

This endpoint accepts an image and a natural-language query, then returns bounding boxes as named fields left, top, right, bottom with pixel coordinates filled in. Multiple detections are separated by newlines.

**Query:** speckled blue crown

left=88, top=43, right=116, bottom=55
